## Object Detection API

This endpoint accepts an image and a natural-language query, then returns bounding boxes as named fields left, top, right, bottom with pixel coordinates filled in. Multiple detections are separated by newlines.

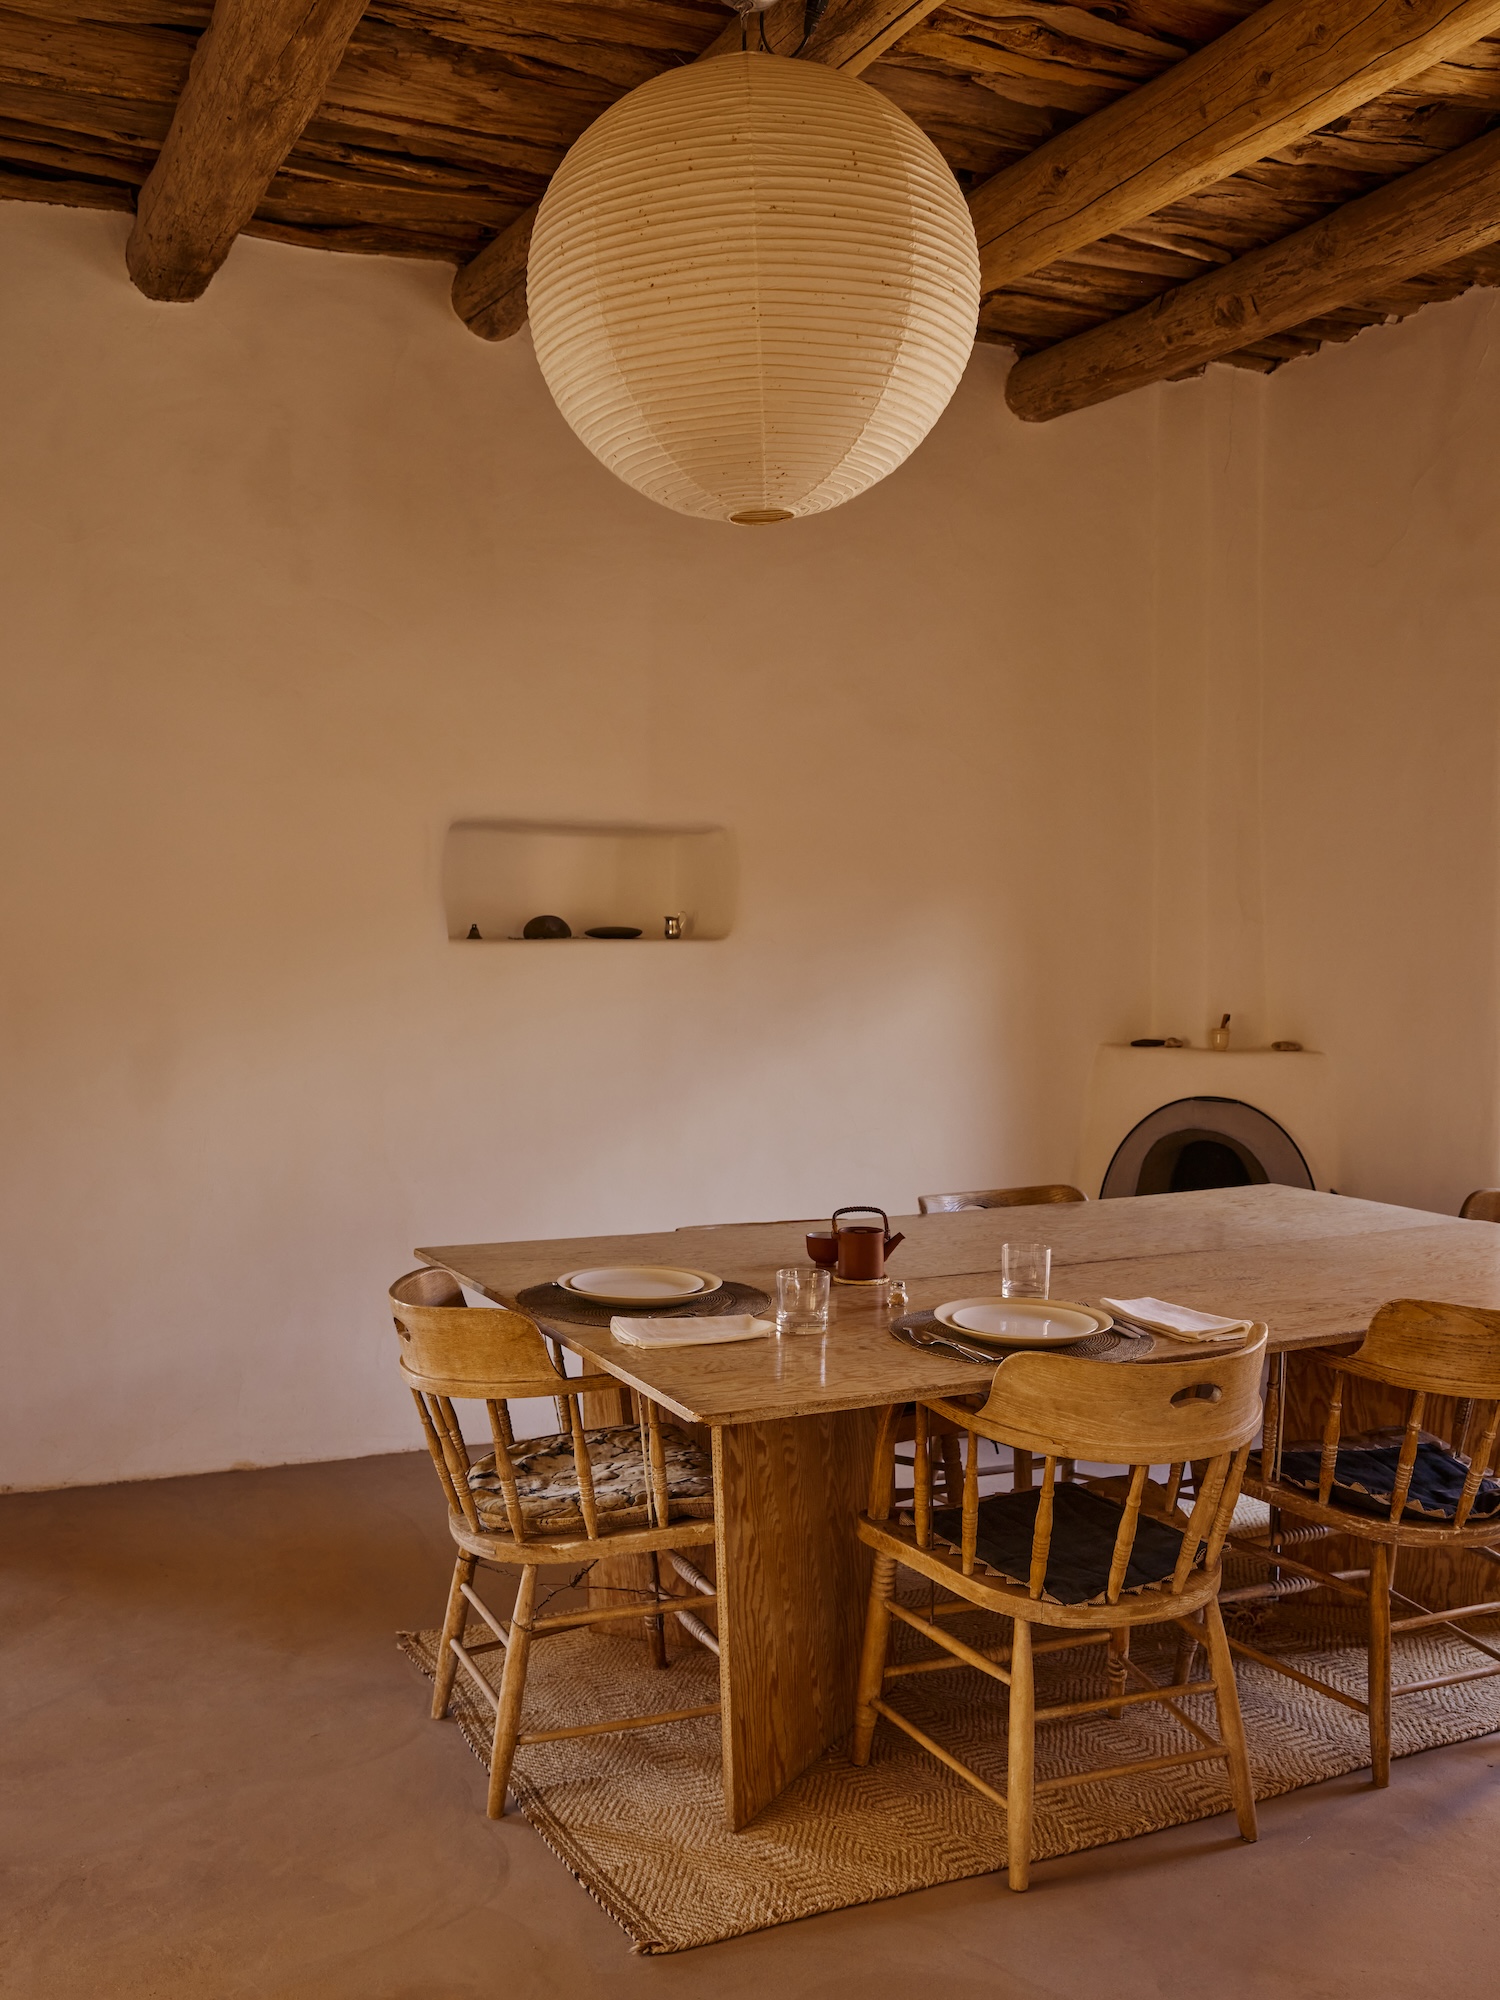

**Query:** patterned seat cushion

left=930, top=1483, right=1194, bottom=1607
left=467, top=1424, right=714, bottom=1535
left=1270, top=1429, right=1500, bottom=1524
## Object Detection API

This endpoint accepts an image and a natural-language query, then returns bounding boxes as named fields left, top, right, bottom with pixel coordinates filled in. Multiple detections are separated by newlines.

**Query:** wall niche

left=442, top=820, right=735, bottom=942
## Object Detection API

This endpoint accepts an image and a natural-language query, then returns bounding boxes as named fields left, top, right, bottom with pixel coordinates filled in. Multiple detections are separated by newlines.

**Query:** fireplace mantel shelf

left=1107, top=1044, right=1321, bottom=1057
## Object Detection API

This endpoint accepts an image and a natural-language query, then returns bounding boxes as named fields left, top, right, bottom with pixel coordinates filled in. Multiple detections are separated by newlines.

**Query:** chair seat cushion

left=1270, top=1429, right=1500, bottom=1524
left=931, top=1483, right=1193, bottom=1607
left=467, top=1424, right=714, bottom=1535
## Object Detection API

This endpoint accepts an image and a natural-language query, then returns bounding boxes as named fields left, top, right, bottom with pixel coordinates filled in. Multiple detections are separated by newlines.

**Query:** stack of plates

left=555, top=1265, right=721, bottom=1306
left=931, top=1297, right=1112, bottom=1347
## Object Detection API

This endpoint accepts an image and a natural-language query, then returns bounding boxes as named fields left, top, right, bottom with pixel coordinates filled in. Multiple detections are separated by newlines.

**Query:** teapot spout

left=884, top=1231, right=905, bottom=1256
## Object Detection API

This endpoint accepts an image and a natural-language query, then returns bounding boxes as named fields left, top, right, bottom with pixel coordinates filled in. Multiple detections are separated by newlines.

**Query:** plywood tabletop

left=417, top=1187, right=1497, bottom=1428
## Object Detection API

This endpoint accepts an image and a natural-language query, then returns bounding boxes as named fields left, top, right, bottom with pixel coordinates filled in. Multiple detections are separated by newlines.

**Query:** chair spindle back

left=889, top=1332, right=1266, bottom=1602
left=390, top=1267, right=674, bottom=1546
left=1304, top=1299, right=1500, bottom=1530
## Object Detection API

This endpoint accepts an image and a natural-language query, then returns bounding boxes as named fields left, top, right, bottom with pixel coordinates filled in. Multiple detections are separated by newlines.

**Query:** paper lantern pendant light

left=526, top=52, right=980, bottom=525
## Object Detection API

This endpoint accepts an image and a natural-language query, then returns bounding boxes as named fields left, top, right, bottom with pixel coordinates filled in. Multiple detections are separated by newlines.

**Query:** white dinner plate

left=558, top=1264, right=721, bottom=1305
left=933, top=1296, right=1112, bottom=1345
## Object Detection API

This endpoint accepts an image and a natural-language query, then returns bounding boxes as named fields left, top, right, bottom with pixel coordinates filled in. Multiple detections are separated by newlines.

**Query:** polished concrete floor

left=4, top=1451, right=1496, bottom=1999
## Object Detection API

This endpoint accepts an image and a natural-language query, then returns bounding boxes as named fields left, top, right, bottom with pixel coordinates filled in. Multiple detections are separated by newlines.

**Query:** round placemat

left=890, top=1311, right=1138, bottom=1363
left=516, top=1278, right=771, bottom=1329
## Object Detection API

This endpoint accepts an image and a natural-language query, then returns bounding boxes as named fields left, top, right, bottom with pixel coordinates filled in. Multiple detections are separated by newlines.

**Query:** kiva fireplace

left=1078, top=1045, right=1338, bottom=1199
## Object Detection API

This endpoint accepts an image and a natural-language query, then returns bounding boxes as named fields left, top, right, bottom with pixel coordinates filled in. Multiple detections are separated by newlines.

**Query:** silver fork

left=902, top=1322, right=998, bottom=1366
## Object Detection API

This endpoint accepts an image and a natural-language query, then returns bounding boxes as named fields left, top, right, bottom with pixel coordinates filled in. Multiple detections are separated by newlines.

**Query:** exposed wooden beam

left=447, top=199, right=535, bottom=346
left=967, top=0, right=1500, bottom=299
left=450, top=0, right=947, bottom=344
left=1004, top=124, right=1500, bottom=420
left=127, top=0, right=368, bottom=302
left=727, top=0, right=950, bottom=68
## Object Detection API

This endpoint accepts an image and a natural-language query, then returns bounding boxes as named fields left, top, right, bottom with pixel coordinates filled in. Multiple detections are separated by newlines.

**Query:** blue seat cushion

left=1271, top=1429, right=1500, bottom=1524
left=930, top=1482, right=1193, bottom=1607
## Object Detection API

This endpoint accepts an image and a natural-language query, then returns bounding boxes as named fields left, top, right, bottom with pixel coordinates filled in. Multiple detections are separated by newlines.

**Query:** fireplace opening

left=1101, top=1097, right=1313, bottom=1199
left=1138, top=1131, right=1260, bottom=1195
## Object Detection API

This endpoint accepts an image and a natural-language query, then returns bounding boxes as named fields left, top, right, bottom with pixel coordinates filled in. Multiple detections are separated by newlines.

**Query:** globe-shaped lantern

left=526, top=52, right=980, bottom=525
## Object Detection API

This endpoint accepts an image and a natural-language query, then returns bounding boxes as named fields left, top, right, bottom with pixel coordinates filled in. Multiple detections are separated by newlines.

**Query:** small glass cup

left=1001, top=1242, right=1051, bottom=1299
left=776, top=1265, right=830, bottom=1337
left=881, top=1278, right=909, bottom=1320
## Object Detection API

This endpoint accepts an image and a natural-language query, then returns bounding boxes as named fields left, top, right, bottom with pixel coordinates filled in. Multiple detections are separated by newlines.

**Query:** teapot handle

left=832, top=1204, right=889, bottom=1234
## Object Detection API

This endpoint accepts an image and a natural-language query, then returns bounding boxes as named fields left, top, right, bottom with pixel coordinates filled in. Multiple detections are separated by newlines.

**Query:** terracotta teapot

left=806, top=1206, right=905, bottom=1282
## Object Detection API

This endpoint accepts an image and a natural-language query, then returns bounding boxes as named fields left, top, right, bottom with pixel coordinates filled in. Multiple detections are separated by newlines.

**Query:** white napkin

left=1099, top=1296, right=1252, bottom=1345
left=609, top=1313, right=774, bottom=1349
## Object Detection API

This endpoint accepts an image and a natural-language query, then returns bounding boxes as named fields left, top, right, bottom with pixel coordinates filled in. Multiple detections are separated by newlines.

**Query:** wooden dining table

left=418, top=1183, right=1500, bottom=1829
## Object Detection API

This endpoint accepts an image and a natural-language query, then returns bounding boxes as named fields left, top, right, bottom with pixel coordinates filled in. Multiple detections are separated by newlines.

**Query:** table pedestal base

left=714, top=1407, right=879, bottom=1829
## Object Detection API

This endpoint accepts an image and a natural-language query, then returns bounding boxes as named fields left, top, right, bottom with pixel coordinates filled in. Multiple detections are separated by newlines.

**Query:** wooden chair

left=1460, top=1190, right=1500, bottom=1223
left=918, top=1184, right=1088, bottom=1215
left=392, top=1268, right=721, bottom=1818
left=853, top=1329, right=1267, bottom=1889
left=675, top=1218, right=821, bottom=1228
left=1230, top=1298, right=1500, bottom=1786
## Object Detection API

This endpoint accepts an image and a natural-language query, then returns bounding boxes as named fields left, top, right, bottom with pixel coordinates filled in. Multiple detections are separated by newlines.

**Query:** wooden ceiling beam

left=450, top=0, right=947, bottom=344
left=967, top=0, right=1500, bottom=300
left=127, top=0, right=369, bottom=302
left=1005, top=122, right=1500, bottom=420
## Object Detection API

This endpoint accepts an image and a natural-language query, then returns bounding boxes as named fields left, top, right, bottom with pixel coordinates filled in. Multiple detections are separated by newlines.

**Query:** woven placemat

left=516, top=1278, right=771, bottom=1329
left=890, top=1311, right=1143, bottom=1364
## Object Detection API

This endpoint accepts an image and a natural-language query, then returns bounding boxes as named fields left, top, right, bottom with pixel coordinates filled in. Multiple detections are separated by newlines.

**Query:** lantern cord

left=724, top=0, right=827, bottom=56
left=787, top=0, right=831, bottom=54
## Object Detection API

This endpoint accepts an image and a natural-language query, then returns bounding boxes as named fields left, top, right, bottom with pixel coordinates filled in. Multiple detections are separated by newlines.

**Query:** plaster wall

left=1122, top=289, right=1500, bottom=1212
left=1259, top=291, right=1500, bottom=1212
left=7, top=201, right=1497, bottom=1491
left=0, top=204, right=1157, bottom=1489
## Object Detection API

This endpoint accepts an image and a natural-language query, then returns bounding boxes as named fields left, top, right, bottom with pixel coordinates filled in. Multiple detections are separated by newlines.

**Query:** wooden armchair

left=1231, top=1297, right=1500, bottom=1785
left=918, top=1184, right=1087, bottom=1214
left=853, top=1330, right=1267, bottom=1889
left=391, top=1268, right=721, bottom=1818
left=1460, top=1190, right=1500, bottom=1223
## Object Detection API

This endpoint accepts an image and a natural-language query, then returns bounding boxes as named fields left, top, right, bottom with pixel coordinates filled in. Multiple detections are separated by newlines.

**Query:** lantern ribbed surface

left=527, top=52, right=980, bottom=524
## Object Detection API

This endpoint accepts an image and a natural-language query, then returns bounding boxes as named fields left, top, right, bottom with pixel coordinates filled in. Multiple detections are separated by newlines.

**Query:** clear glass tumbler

left=776, top=1265, right=830, bottom=1337
left=1001, top=1242, right=1051, bottom=1299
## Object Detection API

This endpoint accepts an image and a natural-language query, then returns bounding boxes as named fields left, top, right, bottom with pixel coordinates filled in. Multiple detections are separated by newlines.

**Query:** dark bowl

left=522, top=914, right=572, bottom=939
left=585, top=926, right=643, bottom=940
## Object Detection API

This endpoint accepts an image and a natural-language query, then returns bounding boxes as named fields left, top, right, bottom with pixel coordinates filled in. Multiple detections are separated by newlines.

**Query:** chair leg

left=1202, top=1599, right=1257, bottom=1842
left=1006, top=1617, right=1035, bottom=1892
left=432, top=1551, right=475, bottom=1721
left=939, top=1435, right=964, bottom=1507
left=1368, top=1541, right=1392, bottom=1788
left=1172, top=1625, right=1199, bottom=1689
left=1107, top=1625, right=1129, bottom=1719
left=487, top=1565, right=538, bottom=1819
left=852, top=1554, right=897, bottom=1766
left=644, top=1553, right=669, bottom=1670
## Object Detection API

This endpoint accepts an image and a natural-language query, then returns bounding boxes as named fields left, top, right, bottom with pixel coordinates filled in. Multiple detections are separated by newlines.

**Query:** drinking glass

left=776, top=1265, right=830, bottom=1336
left=1001, top=1242, right=1051, bottom=1299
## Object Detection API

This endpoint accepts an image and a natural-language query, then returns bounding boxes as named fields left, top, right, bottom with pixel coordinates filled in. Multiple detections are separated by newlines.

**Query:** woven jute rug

left=398, top=1572, right=1500, bottom=1955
